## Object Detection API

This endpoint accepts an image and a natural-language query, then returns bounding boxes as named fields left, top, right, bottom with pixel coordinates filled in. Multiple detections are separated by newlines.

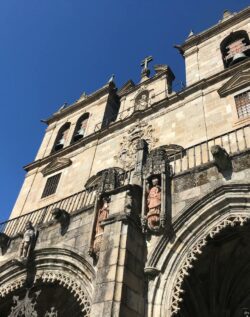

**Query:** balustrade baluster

left=242, top=126, right=247, bottom=149
left=235, top=130, right=240, bottom=152
left=227, top=133, right=232, bottom=154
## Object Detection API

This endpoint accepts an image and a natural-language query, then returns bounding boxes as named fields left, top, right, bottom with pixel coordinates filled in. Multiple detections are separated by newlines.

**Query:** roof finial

left=79, top=91, right=88, bottom=101
left=108, top=74, right=115, bottom=84
left=58, top=102, right=67, bottom=112
left=222, top=10, right=233, bottom=20
left=188, top=30, right=194, bottom=38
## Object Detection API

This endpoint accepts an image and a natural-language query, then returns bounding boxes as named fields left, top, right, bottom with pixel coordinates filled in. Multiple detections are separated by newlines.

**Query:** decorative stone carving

left=7, top=290, right=58, bottom=317
left=89, top=197, right=109, bottom=260
left=41, top=158, right=72, bottom=176
left=211, top=145, right=231, bottom=171
left=85, top=167, right=125, bottom=194
left=141, top=147, right=170, bottom=233
left=146, top=177, right=161, bottom=231
left=44, top=307, right=58, bottom=317
left=115, top=121, right=158, bottom=169
left=134, top=90, right=149, bottom=111
left=18, top=221, right=36, bottom=264
left=0, top=270, right=91, bottom=316
left=51, top=208, right=70, bottom=235
left=0, top=232, right=10, bottom=255
left=8, top=289, right=41, bottom=317
left=170, top=215, right=250, bottom=315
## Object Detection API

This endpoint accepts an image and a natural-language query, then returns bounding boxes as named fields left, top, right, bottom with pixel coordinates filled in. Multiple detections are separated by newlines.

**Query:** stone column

left=90, top=185, right=145, bottom=317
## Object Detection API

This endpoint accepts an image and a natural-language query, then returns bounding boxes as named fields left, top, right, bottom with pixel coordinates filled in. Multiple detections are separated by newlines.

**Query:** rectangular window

left=41, top=173, right=61, bottom=198
left=235, top=91, right=250, bottom=119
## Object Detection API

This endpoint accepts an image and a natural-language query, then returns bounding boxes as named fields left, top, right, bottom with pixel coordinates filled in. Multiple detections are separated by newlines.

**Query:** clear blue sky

left=0, top=0, right=249, bottom=222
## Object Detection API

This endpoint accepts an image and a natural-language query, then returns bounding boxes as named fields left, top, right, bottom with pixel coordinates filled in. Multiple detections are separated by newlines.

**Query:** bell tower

left=178, top=8, right=250, bottom=85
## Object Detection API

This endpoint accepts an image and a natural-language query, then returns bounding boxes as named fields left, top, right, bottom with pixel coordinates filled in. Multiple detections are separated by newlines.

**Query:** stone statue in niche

left=134, top=90, right=149, bottom=111
left=146, top=177, right=161, bottom=231
left=18, top=221, right=36, bottom=262
left=92, top=197, right=109, bottom=258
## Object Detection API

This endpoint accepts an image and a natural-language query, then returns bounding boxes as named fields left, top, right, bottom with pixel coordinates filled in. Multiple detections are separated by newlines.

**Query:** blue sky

left=0, top=0, right=249, bottom=222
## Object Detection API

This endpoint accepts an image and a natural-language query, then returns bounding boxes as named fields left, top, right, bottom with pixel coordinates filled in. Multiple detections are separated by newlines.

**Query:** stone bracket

left=0, top=232, right=10, bottom=255
left=51, top=208, right=70, bottom=236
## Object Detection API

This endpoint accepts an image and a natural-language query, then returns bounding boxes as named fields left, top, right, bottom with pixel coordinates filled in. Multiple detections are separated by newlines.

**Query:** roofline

left=43, top=82, right=116, bottom=125
left=24, top=59, right=250, bottom=173
left=118, top=68, right=173, bottom=98
left=179, top=6, right=250, bottom=54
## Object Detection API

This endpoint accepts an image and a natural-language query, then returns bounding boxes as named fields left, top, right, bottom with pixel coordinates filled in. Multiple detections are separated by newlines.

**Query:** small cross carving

left=141, top=56, right=153, bottom=70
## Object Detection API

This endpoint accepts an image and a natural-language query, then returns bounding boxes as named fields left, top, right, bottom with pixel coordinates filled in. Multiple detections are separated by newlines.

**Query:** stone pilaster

left=90, top=185, right=146, bottom=317
left=132, top=139, right=148, bottom=187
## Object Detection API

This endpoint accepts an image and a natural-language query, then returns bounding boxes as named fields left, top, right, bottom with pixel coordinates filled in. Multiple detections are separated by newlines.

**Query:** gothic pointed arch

left=0, top=248, right=95, bottom=317
left=145, top=183, right=250, bottom=317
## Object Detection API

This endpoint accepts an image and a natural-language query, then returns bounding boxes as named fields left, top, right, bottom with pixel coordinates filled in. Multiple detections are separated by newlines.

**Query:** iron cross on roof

left=141, top=56, right=153, bottom=70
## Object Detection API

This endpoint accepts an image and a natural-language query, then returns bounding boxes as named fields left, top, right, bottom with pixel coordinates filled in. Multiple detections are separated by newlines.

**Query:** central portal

left=177, top=223, right=250, bottom=317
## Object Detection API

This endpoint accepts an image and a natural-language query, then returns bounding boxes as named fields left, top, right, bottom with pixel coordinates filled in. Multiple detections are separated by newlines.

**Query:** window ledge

left=233, top=116, right=250, bottom=127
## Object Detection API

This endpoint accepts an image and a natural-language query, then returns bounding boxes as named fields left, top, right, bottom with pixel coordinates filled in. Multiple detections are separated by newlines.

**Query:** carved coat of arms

left=115, top=121, right=158, bottom=169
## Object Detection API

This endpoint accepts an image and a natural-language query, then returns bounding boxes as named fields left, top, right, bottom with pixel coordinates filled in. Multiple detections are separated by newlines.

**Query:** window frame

left=41, top=173, right=62, bottom=199
left=232, top=86, right=250, bottom=126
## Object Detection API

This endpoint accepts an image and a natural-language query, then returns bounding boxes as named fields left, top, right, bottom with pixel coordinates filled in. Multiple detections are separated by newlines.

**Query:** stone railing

left=1, top=124, right=249, bottom=237
left=169, top=124, right=250, bottom=175
left=0, top=188, right=97, bottom=237
left=0, top=169, right=133, bottom=237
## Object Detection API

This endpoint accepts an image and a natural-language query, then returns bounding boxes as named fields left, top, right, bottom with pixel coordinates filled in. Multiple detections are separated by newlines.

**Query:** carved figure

left=93, top=198, right=109, bottom=257
left=135, top=93, right=148, bottom=111
left=211, top=145, right=231, bottom=171
left=51, top=208, right=70, bottom=235
left=147, top=178, right=161, bottom=230
left=18, top=221, right=36, bottom=261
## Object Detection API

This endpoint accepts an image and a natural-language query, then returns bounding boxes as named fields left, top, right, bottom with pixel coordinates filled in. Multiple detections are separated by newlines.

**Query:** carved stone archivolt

left=0, top=249, right=94, bottom=316
left=170, top=214, right=250, bottom=315
left=115, top=121, right=158, bottom=169
left=143, top=184, right=250, bottom=317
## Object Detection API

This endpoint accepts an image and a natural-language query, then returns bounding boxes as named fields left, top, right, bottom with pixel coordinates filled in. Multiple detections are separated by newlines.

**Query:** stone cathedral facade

left=0, top=7, right=250, bottom=317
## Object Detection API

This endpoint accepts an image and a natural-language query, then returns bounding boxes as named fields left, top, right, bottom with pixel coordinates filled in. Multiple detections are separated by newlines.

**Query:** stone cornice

left=179, top=7, right=250, bottom=53
left=23, top=59, right=250, bottom=173
left=44, top=82, right=116, bottom=125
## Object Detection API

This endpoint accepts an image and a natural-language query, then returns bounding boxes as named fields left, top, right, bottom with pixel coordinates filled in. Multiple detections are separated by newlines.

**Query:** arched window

left=72, top=113, right=89, bottom=143
left=52, top=122, right=71, bottom=152
left=220, top=30, right=250, bottom=68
